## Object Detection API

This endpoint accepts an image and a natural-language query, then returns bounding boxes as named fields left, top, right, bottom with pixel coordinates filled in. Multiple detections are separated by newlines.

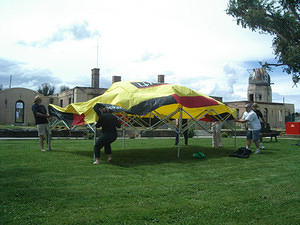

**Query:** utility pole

left=9, top=75, right=12, bottom=88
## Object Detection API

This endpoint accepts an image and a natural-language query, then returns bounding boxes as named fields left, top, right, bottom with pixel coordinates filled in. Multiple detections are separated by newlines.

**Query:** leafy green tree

left=226, top=0, right=300, bottom=85
left=60, top=85, right=70, bottom=93
left=37, top=83, right=55, bottom=96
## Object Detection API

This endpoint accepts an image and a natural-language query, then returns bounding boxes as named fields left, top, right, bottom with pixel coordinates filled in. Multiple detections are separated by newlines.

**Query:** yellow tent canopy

left=49, top=81, right=236, bottom=126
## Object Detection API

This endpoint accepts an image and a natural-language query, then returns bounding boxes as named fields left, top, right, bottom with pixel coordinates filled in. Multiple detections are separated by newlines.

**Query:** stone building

left=0, top=68, right=105, bottom=125
left=225, top=68, right=294, bottom=129
left=0, top=67, right=294, bottom=129
left=0, top=68, right=166, bottom=125
left=0, top=87, right=57, bottom=125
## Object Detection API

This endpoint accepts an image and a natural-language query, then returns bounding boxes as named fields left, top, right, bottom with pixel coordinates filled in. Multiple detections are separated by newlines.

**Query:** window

left=249, top=94, right=254, bottom=102
left=15, top=100, right=24, bottom=123
left=60, top=99, right=63, bottom=107
left=49, top=98, right=54, bottom=104
left=259, top=94, right=262, bottom=101
left=68, top=97, right=72, bottom=104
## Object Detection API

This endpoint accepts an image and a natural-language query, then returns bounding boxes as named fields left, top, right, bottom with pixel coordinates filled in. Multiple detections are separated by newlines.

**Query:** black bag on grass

left=229, top=147, right=252, bottom=158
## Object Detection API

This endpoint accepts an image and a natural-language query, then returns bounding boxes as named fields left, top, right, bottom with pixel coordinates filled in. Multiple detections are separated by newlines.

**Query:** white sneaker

left=255, top=149, right=262, bottom=154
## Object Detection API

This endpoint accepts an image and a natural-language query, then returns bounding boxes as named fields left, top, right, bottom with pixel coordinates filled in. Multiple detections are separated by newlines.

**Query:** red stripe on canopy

left=172, top=94, right=219, bottom=108
left=72, top=114, right=85, bottom=126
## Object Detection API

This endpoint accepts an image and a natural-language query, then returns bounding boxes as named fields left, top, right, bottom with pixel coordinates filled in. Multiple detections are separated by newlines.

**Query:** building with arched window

left=0, top=88, right=57, bottom=125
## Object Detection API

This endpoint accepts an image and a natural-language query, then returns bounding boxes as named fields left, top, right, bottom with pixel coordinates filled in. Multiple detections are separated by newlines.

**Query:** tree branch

left=262, top=63, right=286, bottom=67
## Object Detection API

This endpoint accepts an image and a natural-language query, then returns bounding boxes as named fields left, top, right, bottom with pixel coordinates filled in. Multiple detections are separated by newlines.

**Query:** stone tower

left=157, top=74, right=165, bottom=83
left=112, top=76, right=121, bottom=83
left=91, top=68, right=100, bottom=88
left=247, top=68, right=272, bottom=103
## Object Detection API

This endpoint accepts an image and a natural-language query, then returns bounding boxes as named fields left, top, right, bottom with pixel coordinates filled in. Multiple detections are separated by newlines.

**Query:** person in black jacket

left=93, top=105, right=120, bottom=165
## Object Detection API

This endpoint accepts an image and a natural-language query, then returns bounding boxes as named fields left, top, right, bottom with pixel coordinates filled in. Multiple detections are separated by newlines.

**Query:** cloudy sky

left=0, top=0, right=299, bottom=111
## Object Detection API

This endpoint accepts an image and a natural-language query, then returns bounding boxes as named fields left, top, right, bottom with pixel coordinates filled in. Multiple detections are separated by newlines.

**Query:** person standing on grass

left=252, top=103, right=265, bottom=150
left=32, top=96, right=50, bottom=152
left=212, top=121, right=223, bottom=148
left=235, top=103, right=262, bottom=154
left=175, top=119, right=189, bottom=145
left=93, top=105, right=121, bottom=165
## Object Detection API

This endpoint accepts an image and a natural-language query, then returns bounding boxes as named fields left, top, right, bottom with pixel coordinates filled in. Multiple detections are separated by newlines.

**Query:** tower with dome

left=248, top=68, right=272, bottom=103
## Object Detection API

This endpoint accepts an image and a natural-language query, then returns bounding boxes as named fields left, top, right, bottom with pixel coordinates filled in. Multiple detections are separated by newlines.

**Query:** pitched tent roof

left=49, top=81, right=236, bottom=126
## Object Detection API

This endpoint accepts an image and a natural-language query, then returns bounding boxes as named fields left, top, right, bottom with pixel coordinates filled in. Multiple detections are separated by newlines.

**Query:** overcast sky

left=0, top=0, right=299, bottom=111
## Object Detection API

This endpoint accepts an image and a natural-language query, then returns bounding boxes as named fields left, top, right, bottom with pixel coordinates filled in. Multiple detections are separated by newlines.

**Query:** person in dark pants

left=93, top=105, right=120, bottom=165
left=32, top=96, right=50, bottom=152
left=175, top=119, right=189, bottom=145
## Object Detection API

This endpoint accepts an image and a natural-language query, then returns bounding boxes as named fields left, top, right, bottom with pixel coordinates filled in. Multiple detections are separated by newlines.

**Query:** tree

left=60, top=85, right=70, bottom=93
left=37, top=83, right=55, bottom=96
left=226, top=0, right=300, bottom=85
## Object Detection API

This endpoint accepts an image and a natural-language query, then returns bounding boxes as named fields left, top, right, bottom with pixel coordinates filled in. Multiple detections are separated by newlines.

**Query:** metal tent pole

left=122, top=127, right=126, bottom=149
left=48, top=124, right=52, bottom=151
left=177, top=108, right=183, bottom=158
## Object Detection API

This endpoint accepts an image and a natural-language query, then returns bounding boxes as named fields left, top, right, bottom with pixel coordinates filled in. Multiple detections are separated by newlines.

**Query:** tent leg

left=177, top=108, right=183, bottom=158
left=234, top=127, right=237, bottom=151
left=48, top=127, right=52, bottom=151
left=122, top=128, right=126, bottom=149
left=93, top=127, right=97, bottom=161
left=177, top=144, right=181, bottom=158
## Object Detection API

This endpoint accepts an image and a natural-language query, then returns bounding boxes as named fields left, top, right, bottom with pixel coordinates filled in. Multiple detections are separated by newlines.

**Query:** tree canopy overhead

left=37, top=83, right=55, bottom=96
left=226, top=0, right=300, bottom=85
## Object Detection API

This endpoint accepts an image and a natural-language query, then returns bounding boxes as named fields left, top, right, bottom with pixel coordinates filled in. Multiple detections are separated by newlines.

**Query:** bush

left=86, top=132, right=94, bottom=140
left=188, top=125, right=195, bottom=138
left=221, top=132, right=228, bottom=138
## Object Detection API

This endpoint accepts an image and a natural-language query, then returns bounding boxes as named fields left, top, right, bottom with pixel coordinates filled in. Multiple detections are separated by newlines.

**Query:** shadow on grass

left=59, top=145, right=235, bottom=167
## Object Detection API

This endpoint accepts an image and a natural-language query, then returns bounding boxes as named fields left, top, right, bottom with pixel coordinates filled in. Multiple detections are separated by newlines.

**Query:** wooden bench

left=261, top=130, right=281, bottom=142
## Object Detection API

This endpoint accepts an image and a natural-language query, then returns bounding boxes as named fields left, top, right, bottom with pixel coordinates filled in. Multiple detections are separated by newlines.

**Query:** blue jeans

left=247, top=129, right=261, bottom=141
left=94, top=132, right=117, bottom=158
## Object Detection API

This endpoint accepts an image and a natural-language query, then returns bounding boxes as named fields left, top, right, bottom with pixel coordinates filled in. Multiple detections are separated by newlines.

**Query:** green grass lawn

left=1, top=137, right=300, bottom=225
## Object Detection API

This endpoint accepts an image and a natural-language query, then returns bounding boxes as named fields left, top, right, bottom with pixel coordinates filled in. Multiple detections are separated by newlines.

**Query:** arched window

left=15, top=100, right=24, bottom=123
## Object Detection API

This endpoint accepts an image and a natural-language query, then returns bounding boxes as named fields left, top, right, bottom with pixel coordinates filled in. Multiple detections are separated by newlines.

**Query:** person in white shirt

left=235, top=103, right=262, bottom=154
left=212, top=121, right=223, bottom=148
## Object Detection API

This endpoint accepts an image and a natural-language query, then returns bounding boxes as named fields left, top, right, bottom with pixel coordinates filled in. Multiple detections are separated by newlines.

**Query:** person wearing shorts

left=252, top=103, right=265, bottom=149
left=32, top=96, right=50, bottom=152
left=235, top=103, right=262, bottom=154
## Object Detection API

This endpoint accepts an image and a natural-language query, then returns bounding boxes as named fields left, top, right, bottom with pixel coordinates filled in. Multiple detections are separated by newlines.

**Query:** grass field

left=1, top=137, right=300, bottom=225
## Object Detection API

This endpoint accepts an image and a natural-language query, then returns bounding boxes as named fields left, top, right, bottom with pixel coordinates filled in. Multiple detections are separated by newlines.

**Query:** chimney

left=112, top=76, right=121, bottom=83
left=91, top=68, right=100, bottom=88
left=158, top=74, right=165, bottom=83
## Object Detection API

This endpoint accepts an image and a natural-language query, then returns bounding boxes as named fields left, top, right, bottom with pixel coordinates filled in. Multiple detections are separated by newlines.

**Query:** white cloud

left=0, top=0, right=299, bottom=111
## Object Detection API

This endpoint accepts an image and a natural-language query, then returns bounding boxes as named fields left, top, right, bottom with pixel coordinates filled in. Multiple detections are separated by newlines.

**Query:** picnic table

left=261, top=130, right=281, bottom=142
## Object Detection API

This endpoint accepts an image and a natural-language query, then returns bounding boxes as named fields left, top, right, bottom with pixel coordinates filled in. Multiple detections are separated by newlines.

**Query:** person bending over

left=93, top=105, right=120, bottom=165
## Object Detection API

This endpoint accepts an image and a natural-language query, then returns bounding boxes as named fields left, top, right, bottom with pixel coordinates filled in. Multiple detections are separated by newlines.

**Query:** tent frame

left=48, top=107, right=236, bottom=158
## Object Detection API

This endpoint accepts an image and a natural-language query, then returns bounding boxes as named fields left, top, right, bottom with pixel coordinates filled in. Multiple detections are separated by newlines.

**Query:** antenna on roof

left=96, top=37, right=99, bottom=68
left=9, top=75, right=12, bottom=88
